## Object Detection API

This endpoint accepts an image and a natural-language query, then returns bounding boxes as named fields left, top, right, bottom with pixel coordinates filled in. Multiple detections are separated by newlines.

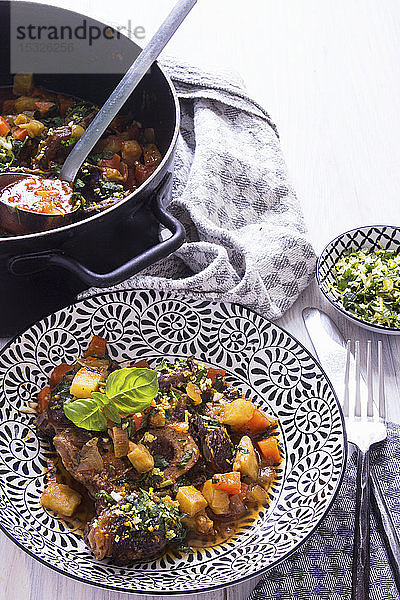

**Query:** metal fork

left=344, top=340, right=387, bottom=599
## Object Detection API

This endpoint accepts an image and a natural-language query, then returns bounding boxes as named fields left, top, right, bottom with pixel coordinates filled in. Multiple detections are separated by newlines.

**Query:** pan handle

left=9, top=179, right=185, bottom=286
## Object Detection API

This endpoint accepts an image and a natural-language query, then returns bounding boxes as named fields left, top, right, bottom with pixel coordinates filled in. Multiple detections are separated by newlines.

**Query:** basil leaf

left=102, top=402, right=122, bottom=424
left=92, top=391, right=121, bottom=424
left=64, top=397, right=108, bottom=431
left=105, top=368, right=158, bottom=413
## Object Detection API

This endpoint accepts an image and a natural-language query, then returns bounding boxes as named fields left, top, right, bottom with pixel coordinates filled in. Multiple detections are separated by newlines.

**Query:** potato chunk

left=20, top=119, right=45, bottom=138
left=13, top=73, right=34, bottom=96
left=121, top=140, right=142, bottom=165
left=221, top=399, right=255, bottom=428
left=70, top=367, right=103, bottom=398
left=40, top=482, right=81, bottom=517
left=233, top=435, right=259, bottom=481
left=176, top=486, right=208, bottom=517
left=127, top=442, right=154, bottom=473
left=14, top=95, right=37, bottom=112
left=202, top=480, right=230, bottom=515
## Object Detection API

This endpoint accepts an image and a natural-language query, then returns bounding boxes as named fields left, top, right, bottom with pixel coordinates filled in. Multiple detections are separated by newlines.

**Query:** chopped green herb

left=88, top=151, right=114, bottom=164
left=178, top=450, right=193, bottom=469
left=66, top=100, right=95, bottom=123
left=95, top=490, right=115, bottom=504
left=153, top=454, right=169, bottom=470
left=331, top=248, right=400, bottom=328
left=11, top=137, right=27, bottom=156
left=214, top=374, right=225, bottom=391
left=61, top=136, right=77, bottom=147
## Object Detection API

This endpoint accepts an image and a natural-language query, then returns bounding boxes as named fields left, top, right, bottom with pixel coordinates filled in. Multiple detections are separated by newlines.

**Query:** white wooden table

left=2, top=1, right=400, bottom=598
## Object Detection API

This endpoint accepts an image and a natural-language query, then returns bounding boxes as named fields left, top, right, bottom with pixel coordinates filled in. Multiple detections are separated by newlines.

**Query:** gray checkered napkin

left=80, top=59, right=316, bottom=319
left=249, top=423, right=400, bottom=600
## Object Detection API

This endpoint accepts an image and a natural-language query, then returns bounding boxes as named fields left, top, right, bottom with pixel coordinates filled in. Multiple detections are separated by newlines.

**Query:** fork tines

left=344, top=340, right=385, bottom=421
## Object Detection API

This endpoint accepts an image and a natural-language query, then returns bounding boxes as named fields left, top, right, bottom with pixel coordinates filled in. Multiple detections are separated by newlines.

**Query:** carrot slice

left=0, top=116, right=10, bottom=137
left=212, top=471, right=241, bottom=495
left=257, top=437, right=282, bottom=466
left=12, top=127, right=29, bottom=141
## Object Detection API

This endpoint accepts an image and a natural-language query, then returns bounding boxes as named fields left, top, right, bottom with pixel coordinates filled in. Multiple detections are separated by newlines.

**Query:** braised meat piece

left=85, top=510, right=168, bottom=563
left=157, top=358, right=197, bottom=391
left=84, top=490, right=186, bottom=564
left=35, top=125, right=72, bottom=165
left=190, top=415, right=234, bottom=473
left=141, top=427, right=199, bottom=482
left=158, top=371, right=191, bottom=390
left=53, top=428, right=134, bottom=498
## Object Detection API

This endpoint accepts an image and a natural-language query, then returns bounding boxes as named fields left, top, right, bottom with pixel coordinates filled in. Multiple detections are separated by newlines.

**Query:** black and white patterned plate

left=0, top=290, right=346, bottom=595
left=317, top=225, right=400, bottom=334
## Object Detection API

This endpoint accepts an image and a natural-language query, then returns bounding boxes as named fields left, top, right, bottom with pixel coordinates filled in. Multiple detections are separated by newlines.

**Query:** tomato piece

left=118, top=412, right=145, bottom=432
left=37, top=386, right=51, bottom=413
left=34, top=101, right=56, bottom=115
left=2, top=99, right=15, bottom=113
left=134, top=162, right=156, bottom=185
left=12, top=127, right=29, bottom=141
left=0, top=116, right=10, bottom=137
left=98, top=153, right=121, bottom=170
left=212, top=471, right=241, bottom=495
left=50, top=363, right=72, bottom=388
left=207, top=367, right=226, bottom=386
left=85, top=335, right=107, bottom=357
left=58, top=96, right=75, bottom=117
left=132, top=359, right=150, bottom=368
left=124, top=166, right=137, bottom=191
left=257, top=437, right=282, bottom=466
left=241, top=408, right=273, bottom=434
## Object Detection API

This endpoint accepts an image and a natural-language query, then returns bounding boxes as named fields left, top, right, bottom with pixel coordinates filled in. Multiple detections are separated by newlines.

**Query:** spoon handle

left=60, top=0, right=197, bottom=183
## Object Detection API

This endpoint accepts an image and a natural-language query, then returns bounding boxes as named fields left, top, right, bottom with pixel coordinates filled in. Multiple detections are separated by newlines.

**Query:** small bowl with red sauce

left=0, top=173, right=79, bottom=235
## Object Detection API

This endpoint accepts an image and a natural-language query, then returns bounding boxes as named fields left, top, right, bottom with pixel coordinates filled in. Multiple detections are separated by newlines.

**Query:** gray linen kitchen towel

left=248, top=423, right=400, bottom=600
left=79, top=59, right=316, bottom=319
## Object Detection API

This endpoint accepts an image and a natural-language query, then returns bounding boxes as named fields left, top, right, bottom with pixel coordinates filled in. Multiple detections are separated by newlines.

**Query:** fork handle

left=371, top=470, right=400, bottom=593
left=352, top=449, right=370, bottom=600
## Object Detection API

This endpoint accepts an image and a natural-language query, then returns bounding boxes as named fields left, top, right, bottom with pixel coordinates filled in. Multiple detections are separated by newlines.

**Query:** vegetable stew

left=0, top=74, right=162, bottom=234
left=34, top=335, right=283, bottom=564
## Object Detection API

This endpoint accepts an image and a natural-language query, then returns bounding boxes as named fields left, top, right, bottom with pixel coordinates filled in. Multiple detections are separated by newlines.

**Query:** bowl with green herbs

left=317, top=225, right=400, bottom=333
